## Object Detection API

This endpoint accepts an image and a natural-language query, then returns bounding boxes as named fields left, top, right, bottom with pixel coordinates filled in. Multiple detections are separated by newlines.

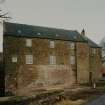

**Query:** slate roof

left=84, top=36, right=101, bottom=48
left=3, top=22, right=101, bottom=48
left=3, top=22, right=87, bottom=42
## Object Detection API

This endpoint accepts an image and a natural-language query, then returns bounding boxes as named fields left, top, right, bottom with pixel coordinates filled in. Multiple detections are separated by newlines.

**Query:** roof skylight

left=37, top=32, right=41, bottom=35
left=18, top=30, right=22, bottom=34
left=56, top=34, right=59, bottom=37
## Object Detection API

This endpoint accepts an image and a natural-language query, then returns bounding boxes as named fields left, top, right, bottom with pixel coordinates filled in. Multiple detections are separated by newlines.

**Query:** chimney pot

left=81, top=29, right=85, bottom=36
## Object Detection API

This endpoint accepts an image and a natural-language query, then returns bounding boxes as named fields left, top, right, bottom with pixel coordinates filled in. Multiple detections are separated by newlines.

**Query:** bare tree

left=0, top=0, right=11, bottom=20
left=0, top=10, right=11, bottom=19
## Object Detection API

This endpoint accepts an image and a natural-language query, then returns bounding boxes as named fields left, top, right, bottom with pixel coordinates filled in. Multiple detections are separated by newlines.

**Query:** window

left=56, top=34, right=59, bottom=37
left=102, top=73, right=105, bottom=78
left=26, top=55, right=33, bottom=64
left=12, top=56, right=17, bottom=63
left=18, top=30, right=22, bottom=34
left=49, top=55, right=56, bottom=64
left=50, top=40, right=55, bottom=48
left=26, top=39, right=32, bottom=47
left=70, top=42, right=75, bottom=49
left=92, top=49, right=96, bottom=54
left=37, top=32, right=41, bottom=35
left=70, top=56, right=75, bottom=64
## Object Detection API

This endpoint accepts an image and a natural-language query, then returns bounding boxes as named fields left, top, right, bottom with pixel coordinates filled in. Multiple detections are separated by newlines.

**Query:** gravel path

left=87, top=95, right=105, bottom=105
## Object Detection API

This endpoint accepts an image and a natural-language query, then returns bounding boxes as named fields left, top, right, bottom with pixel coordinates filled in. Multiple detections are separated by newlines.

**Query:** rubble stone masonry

left=3, top=36, right=102, bottom=95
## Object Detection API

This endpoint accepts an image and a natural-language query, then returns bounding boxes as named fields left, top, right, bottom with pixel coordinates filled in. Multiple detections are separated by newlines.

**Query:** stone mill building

left=0, top=21, right=102, bottom=96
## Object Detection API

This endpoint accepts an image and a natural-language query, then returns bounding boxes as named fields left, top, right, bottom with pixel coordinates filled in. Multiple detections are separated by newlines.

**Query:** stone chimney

left=81, top=29, right=85, bottom=36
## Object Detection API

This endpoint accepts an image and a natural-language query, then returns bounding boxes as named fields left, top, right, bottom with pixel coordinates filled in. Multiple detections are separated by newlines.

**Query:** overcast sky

left=1, top=0, right=105, bottom=44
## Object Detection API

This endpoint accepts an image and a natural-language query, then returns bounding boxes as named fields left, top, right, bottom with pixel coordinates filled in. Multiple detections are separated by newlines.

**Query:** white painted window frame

left=70, top=55, right=75, bottom=64
left=26, top=55, right=33, bottom=64
left=50, top=40, right=55, bottom=48
left=92, top=49, right=96, bottom=54
left=12, top=56, right=17, bottom=63
left=70, top=42, right=75, bottom=49
left=49, top=55, right=56, bottom=65
left=26, top=39, right=32, bottom=47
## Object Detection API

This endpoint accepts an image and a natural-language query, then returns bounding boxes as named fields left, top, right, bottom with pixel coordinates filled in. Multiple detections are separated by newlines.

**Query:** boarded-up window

left=26, top=55, right=33, bottom=64
left=49, top=55, right=56, bottom=64
left=26, top=39, right=32, bottom=47
left=70, top=56, right=75, bottom=64
left=50, top=40, right=55, bottom=48
left=12, top=56, right=17, bottom=63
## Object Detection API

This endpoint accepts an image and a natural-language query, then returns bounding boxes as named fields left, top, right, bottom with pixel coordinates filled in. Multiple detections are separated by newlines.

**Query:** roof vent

left=74, top=36, right=77, bottom=39
left=18, top=30, right=22, bottom=34
left=37, top=33, right=41, bottom=35
left=56, top=34, right=59, bottom=37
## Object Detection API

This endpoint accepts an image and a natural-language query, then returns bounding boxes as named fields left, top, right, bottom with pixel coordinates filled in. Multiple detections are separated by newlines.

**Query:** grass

left=55, top=87, right=105, bottom=105
left=1, top=87, right=105, bottom=105
left=55, top=99, right=85, bottom=105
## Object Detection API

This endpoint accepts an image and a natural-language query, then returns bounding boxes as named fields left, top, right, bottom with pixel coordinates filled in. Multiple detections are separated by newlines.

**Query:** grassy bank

left=55, top=100, right=85, bottom=105
left=0, top=87, right=105, bottom=105
left=55, top=87, right=105, bottom=105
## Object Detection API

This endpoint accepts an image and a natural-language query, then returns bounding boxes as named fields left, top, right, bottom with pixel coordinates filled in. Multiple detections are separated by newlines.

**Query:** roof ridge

left=5, top=22, right=77, bottom=32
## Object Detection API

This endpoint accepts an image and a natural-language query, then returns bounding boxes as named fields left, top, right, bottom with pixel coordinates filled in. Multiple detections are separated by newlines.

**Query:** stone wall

left=76, top=42, right=90, bottom=83
left=89, top=48, right=102, bottom=81
left=4, top=36, right=76, bottom=95
left=0, top=53, right=5, bottom=96
left=4, top=36, right=102, bottom=95
left=16, top=65, right=74, bottom=96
